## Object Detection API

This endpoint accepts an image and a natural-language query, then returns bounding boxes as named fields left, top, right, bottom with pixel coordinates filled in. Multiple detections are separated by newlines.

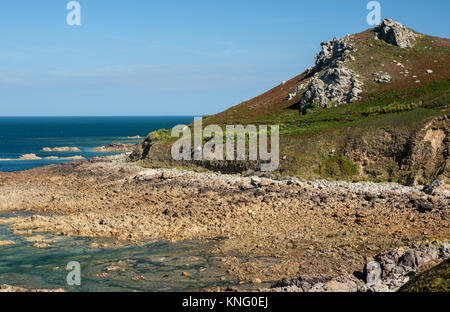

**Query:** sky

left=0, top=0, right=449, bottom=116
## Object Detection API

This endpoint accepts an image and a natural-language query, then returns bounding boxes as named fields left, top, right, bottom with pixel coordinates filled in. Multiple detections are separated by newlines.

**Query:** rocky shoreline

left=0, top=155, right=448, bottom=291
left=266, top=241, right=449, bottom=292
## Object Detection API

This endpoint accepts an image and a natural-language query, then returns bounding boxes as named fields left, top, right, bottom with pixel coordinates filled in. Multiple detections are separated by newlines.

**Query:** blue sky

left=0, top=0, right=449, bottom=116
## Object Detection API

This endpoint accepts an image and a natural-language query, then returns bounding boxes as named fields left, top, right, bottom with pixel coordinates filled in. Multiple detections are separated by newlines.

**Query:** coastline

left=0, top=155, right=448, bottom=291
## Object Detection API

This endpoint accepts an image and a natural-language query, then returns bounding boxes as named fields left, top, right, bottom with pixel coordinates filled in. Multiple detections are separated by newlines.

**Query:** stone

left=364, top=261, right=382, bottom=285
left=440, top=243, right=450, bottom=258
left=287, top=83, right=307, bottom=101
left=398, top=250, right=417, bottom=269
left=373, top=71, right=392, bottom=84
left=422, top=180, right=442, bottom=194
left=250, top=177, right=262, bottom=186
left=376, top=18, right=416, bottom=48
left=426, top=69, right=433, bottom=74
left=252, top=278, right=262, bottom=285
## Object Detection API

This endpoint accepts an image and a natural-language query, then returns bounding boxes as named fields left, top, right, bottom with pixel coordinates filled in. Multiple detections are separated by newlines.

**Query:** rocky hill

left=130, top=18, right=450, bottom=186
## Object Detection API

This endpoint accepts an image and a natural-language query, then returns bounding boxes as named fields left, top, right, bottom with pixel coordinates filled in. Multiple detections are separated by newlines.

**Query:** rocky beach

left=0, top=154, right=448, bottom=292
left=0, top=15, right=449, bottom=294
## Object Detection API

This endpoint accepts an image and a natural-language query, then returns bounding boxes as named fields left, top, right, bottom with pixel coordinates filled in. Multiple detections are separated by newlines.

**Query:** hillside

left=130, top=19, right=450, bottom=186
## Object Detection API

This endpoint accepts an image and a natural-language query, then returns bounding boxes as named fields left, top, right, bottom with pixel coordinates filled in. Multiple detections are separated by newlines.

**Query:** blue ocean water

left=0, top=116, right=194, bottom=172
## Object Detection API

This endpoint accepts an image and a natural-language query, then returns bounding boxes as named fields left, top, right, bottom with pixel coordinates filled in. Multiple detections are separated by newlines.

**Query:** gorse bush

left=363, top=102, right=418, bottom=116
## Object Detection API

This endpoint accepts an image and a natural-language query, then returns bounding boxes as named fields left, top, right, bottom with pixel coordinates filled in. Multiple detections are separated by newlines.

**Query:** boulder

left=364, top=261, right=382, bottom=285
left=422, top=180, right=442, bottom=194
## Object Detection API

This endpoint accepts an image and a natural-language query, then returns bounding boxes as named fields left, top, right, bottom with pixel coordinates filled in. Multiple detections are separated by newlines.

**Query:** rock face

left=299, top=66, right=363, bottom=110
left=376, top=18, right=416, bottom=48
left=373, top=71, right=392, bottom=84
left=343, top=115, right=449, bottom=185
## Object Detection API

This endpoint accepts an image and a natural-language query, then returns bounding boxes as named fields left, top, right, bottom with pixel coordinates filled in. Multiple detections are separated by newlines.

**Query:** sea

left=0, top=116, right=247, bottom=291
left=0, top=116, right=194, bottom=172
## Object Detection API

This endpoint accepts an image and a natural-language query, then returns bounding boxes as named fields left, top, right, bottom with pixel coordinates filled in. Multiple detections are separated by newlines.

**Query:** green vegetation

left=146, top=128, right=172, bottom=142
left=318, top=154, right=359, bottom=179
left=399, top=259, right=450, bottom=292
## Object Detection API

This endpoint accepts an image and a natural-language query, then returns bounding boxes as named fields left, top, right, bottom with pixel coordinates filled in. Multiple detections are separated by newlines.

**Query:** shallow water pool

left=0, top=211, right=236, bottom=292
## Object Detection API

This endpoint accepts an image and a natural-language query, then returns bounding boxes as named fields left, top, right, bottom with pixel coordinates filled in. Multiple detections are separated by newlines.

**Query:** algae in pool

left=0, top=212, right=235, bottom=292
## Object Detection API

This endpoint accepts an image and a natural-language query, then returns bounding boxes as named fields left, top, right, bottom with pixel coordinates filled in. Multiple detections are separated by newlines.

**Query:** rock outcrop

left=300, top=66, right=363, bottom=110
left=314, top=37, right=356, bottom=69
left=376, top=18, right=416, bottom=48
left=298, top=35, right=363, bottom=112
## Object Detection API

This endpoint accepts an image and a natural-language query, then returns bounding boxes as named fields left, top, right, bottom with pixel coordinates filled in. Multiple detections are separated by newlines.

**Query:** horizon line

left=0, top=115, right=198, bottom=118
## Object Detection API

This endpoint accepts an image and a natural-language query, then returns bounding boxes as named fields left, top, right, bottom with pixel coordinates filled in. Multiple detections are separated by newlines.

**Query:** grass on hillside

left=399, top=259, right=450, bottom=292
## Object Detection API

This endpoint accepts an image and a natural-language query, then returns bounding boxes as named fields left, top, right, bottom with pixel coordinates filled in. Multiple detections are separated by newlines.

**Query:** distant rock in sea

left=0, top=154, right=85, bottom=161
left=42, top=147, right=80, bottom=152
left=19, top=154, right=42, bottom=160
left=127, top=135, right=142, bottom=139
